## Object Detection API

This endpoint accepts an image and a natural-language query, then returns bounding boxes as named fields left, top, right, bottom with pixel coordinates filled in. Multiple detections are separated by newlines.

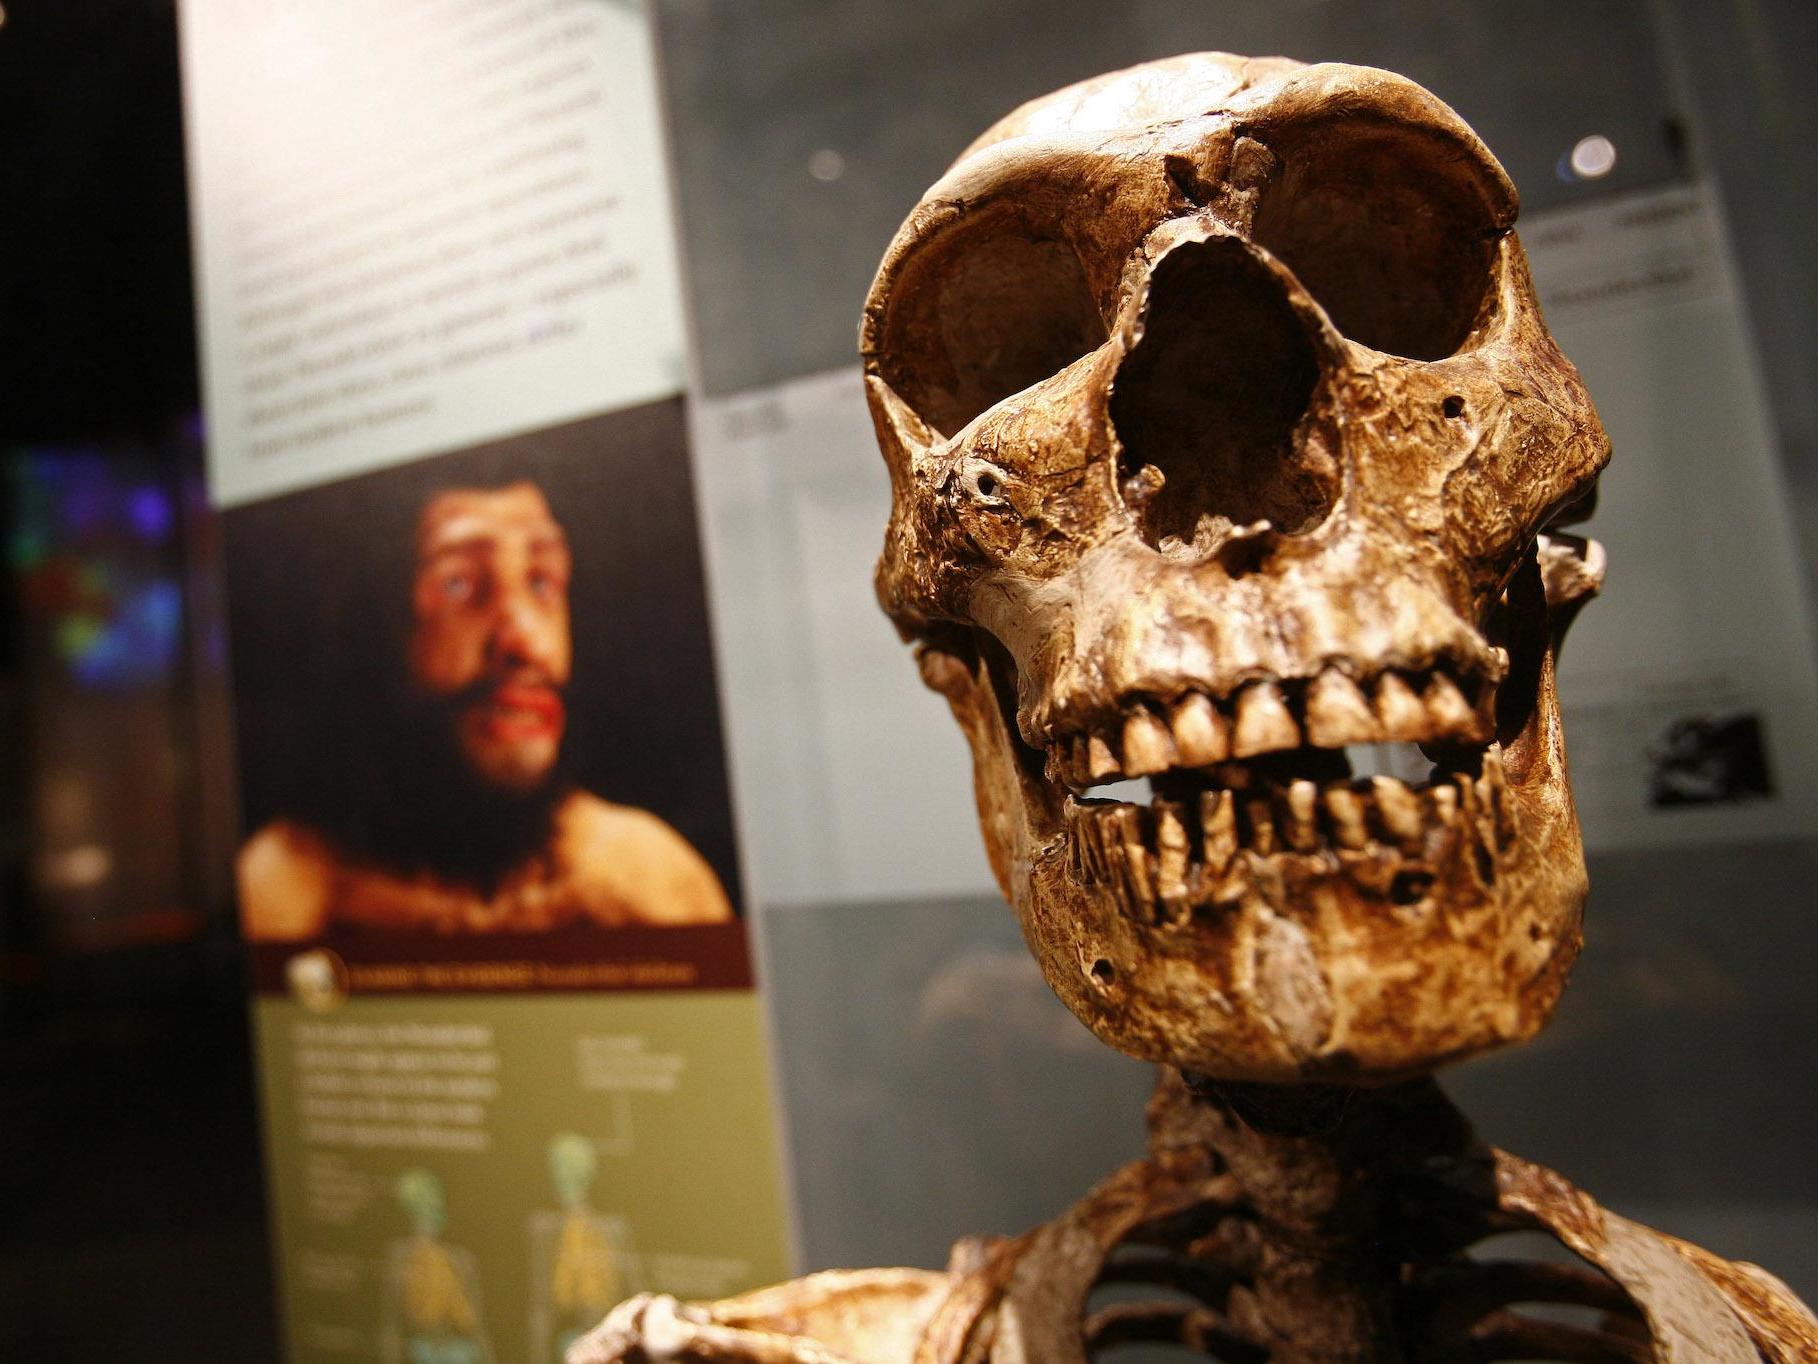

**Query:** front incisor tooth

left=1087, top=733, right=1122, bottom=782
left=1169, top=691, right=1228, bottom=765
left=1376, top=673, right=1428, bottom=739
left=1200, top=790, right=1237, bottom=872
left=1428, top=783, right=1460, bottom=829
left=1425, top=673, right=1479, bottom=738
left=1305, top=669, right=1379, bottom=746
left=1324, top=786, right=1368, bottom=849
left=1232, top=681, right=1299, bottom=757
left=1371, top=775, right=1424, bottom=848
left=1285, top=780, right=1320, bottom=851
left=1122, top=708, right=1176, bottom=777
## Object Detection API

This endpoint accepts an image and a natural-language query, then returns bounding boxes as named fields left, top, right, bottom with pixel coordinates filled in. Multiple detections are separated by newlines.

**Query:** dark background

left=224, top=400, right=746, bottom=914
left=1, top=3, right=273, bottom=1361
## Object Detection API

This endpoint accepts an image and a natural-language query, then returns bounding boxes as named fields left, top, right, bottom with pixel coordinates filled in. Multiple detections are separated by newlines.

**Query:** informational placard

left=1521, top=181, right=1818, bottom=848
left=183, top=0, right=688, bottom=509
left=180, top=4, right=793, bottom=1361
left=690, top=179, right=1818, bottom=910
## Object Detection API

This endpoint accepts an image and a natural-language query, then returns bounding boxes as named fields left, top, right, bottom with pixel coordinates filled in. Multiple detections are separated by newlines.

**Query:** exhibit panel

left=180, top=4, right=793, bottom=1360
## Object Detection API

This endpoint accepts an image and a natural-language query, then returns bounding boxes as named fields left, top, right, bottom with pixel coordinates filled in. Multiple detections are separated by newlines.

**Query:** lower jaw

left=1016, top=782, right=1581, bottom=1083
left=1010, top=708, right=1583, bottom=1083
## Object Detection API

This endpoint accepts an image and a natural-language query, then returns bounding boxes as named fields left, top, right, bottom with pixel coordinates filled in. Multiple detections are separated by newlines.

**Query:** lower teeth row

left=1066, top=765, right=1510, bottom=911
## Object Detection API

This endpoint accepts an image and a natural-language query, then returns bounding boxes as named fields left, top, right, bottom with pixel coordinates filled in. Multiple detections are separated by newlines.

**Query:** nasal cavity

left=1111, top=236, right=1334, bottom=556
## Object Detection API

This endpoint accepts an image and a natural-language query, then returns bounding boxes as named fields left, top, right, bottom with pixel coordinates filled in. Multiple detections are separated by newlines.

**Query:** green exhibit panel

left=255, top=993, right=788, bottom=1364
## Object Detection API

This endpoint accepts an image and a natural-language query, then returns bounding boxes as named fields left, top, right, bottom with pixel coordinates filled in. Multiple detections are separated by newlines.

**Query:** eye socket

left=878, top=214, right=1108, bottom=438
left=1250, top=123, right=1507, bottom=360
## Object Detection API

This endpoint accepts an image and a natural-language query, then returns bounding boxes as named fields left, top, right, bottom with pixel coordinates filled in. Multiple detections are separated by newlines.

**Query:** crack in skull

left=863, top=54, right=1610, bottom=1085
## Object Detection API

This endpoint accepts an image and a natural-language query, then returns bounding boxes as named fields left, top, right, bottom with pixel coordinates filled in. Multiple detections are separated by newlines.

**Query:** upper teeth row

left=1048, top=668, right=1490, bottom=788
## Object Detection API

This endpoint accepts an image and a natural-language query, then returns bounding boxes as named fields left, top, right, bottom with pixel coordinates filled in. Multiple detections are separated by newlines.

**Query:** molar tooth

left=1155, top=802, right=1191, bottom=914
left=1305, top=669, right=1379, bottom=747
left=1371, top=775, right=1424, bottom=850
left=1243, top=795, right=1277, bottom=855
left=1087, top=733, right=1122, bottom=783
left=1122, top=707, right=1176, bottom=777
left=1232, top=681, right=1299, bottom=758
left=1098, top=818, right=1141, bottom=912
left=1456, top=773, right=1480, bottom=823
left=1200, top=790, right=1237, bottom=872
left=1424, top=673, right=1480, bottom=739
left=1375, top=673, right=1428, bottom=740
left=1490, top=777, right=1516, bottom=846
left=1080, top=813, right=1111, bottom=879
left=1476, top=758, right=1512, bottom=845
left=1067, top=737, right=1094, bottom=788
left=1112, top=809, right=1156, bottom=906
left=1168, top=691, right=1228, bottom=765
left=1285, top=780, right=1320, bottom=852
left=1324, top=787, right=1369, bottom=850
left=1069, top=823, right=1091, bottom=878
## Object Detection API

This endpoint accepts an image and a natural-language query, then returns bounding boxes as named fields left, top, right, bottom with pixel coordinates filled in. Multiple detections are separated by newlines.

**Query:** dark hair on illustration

left=228, top=449, right=572, bottom=890
left=224, top=404, right=746, bottom=906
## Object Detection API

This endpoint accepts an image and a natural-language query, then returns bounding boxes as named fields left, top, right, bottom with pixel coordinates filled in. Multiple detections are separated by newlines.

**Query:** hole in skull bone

left=1111, top=236, right=1332, bottom=556
left=1089, top=958, right=1116, bottom=987
left=1388, top=869, right=1435, bottom=905
left=879, top=218, right=1108, bottom=437
left=1442, top=394, right=1466, bottom=419
left=1250, top=125, right=1504, bottom=359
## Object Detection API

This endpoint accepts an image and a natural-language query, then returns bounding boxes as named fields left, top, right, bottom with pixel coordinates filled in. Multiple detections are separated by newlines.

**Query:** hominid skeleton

left=573, top=54, right=1818, bottom=1363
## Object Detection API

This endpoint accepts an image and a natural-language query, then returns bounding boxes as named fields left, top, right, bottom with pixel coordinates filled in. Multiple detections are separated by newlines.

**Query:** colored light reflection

left=5, top=443, right=191, bottom=690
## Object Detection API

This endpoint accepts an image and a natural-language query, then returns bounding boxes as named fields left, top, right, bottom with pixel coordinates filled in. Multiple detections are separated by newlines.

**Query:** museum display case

left=653, top=0, right=1818, bottom=1304
left=4, top=1, right=1815, bottom=1358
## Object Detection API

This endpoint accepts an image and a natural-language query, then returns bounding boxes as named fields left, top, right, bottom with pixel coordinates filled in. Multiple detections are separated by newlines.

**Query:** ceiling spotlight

left=1568, top=134, right=1617, bottom=180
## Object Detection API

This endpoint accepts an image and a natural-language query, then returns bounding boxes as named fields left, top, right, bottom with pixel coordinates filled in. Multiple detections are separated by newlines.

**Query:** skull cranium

left=862, top=54, right=1610, bottom=1084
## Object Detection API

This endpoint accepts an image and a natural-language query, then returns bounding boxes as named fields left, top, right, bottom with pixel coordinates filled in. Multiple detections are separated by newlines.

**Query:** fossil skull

left=862, top=54, right=1610, bottom=1084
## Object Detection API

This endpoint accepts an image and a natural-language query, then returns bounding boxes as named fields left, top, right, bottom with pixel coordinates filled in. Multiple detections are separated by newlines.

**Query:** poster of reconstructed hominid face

left=228, top=401, right=754, bottom=987
left=223, top=403, right=790, bottom=1363
left=182, top=1, right=792, bottom=1355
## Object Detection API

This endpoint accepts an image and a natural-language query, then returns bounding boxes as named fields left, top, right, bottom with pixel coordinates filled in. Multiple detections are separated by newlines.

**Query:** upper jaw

left=1038, top=657, right=1501, bottom=793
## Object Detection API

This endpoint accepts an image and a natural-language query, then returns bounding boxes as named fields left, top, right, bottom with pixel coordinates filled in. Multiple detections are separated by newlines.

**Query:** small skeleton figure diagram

left=570, top=52, right=1818, bottom=1364
left=530, top=1133, right=641, bottom=1362
left=381, top=1168, right=494, bottom=1364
